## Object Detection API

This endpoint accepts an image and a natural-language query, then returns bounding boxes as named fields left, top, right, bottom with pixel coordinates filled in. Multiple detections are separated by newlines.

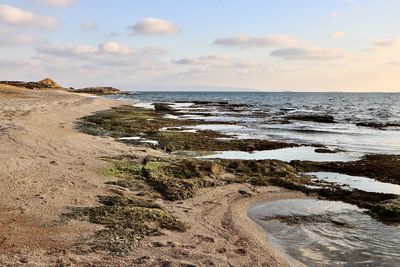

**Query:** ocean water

left=110, top=91, right=400, bottom=155
left=249, top=199, right=400, bottom=267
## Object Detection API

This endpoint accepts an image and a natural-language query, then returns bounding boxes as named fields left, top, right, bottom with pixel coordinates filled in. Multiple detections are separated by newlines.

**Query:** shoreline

left=0, top=86, right=297, bottom=266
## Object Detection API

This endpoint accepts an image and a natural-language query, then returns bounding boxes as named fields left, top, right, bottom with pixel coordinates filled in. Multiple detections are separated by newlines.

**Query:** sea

left=108, top=91, right=400, bottom=266
left=110, top=91, right=400, bottom=156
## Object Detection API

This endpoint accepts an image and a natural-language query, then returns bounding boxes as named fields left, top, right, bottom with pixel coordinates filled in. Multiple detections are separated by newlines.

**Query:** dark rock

left=19, top=257, right=29, bottom=263
left=154, top=103, right=174, bottom=112
left=356, top=122, right=400, bottom=129
left=314, top=148, right=337, bottom=154
left=238, top=189, right=252, bottom=197
left=285, top=114, right=335, bottom=123
left=291, top=154, right=400, bottom=185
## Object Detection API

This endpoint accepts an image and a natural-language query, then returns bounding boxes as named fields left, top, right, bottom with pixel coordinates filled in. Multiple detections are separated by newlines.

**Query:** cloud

left=81, top=20, right=97, bottom=31
left=128, top=18, right=179, bottom=35
left=172, top=54, right=258, bottom=69
left=331, top=31, right=345, bottom=39
left=214, top=35, right=299, bottom=48
left=35, top=0, right=76, bottom=7
left=331, top=11, right=339, bottom=17
left=0, top=57, right=41, bottom=68
left=271, top=45, right=352, bottom=61
left=140, top=46, right=168, bottom=55
left=0, top=29, right=33, bottom=46
left=0, top=4, right=60, bottom=29
left=98, top=42, right=133, bottom=55
left=371, top=38, right=400, bottom=49
left=37, top=42, right=134, bottom=58
left=173, top=55, right=233, bottom=65
left=37, top=44, right=97, bottom=57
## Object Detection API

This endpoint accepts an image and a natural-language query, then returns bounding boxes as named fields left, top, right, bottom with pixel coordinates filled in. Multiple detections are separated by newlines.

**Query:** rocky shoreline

left=1, top=87, right=398, bottom=266
left=65, top=101, right=400, bottom=257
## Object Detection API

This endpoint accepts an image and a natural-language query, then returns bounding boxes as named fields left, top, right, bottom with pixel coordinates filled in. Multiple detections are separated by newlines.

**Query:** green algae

left=77, top=105, right=297, bottom=152
left=64, top=195, right=186, bottom=255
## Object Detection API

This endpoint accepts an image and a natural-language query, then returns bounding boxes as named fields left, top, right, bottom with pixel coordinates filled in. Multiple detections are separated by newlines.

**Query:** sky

left=1, top=0, right=400, bottom=92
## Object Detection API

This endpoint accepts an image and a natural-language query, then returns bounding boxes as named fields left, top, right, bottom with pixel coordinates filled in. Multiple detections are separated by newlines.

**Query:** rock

left=38, top=78, right=62, bottom=88
left=314, top=148, right=337, bottom=154
left=0, top=78, right=63, bottom=89
left=73, top=87, right=121, bottom=95
left=238, top=189, right=252, bottom=197
left=285, top=114, right=335, bottom=123
left=356, top=122, right=400, bottom=129
left=19, top=256, right=29, bottom=263
left=160, top=261, right=173, bottom=267
left=154, top=103, right=174, bottom=112
left=133, top=256, right=151, bottom=264
left=152, top=241, right=164, bottom=247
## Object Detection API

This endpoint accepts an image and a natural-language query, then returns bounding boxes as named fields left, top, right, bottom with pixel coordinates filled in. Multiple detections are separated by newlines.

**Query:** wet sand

left=0, top=86, right=302, bottom=266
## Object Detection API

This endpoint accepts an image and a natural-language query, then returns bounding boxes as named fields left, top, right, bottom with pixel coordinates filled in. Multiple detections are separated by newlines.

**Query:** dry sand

left=0, top=86, right=305, bottom=266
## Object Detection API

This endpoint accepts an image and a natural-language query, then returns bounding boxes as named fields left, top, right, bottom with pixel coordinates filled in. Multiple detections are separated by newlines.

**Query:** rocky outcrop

left=37, top=78, right=62, bottom=88
left=0, top=78, right=63, bottom=89
left=73, top=87, right=121, bottom=95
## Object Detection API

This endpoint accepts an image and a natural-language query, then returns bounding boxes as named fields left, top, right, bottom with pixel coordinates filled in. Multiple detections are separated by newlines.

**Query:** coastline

left=0, top=87, right=297, bottom=266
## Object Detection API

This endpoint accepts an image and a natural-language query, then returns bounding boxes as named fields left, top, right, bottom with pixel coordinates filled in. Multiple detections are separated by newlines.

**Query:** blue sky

left=1, top=0, right=400, bottom=91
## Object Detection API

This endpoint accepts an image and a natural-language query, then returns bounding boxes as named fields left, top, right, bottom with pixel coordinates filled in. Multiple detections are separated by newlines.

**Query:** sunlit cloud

left=0, top=4, right=60, bottom=29
left=127, top=18, right=179, bottom=35
left=0, top=29, right=33, bottom=46
left=271, top=45, right=352, bottom=61
left=34, top=0, right=76, bottom=8
left=371, top=38, right=400, bottom=49
left=214, top=35, right=299, bottom=48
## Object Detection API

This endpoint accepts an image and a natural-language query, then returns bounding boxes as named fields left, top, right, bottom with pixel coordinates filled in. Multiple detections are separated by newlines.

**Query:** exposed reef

left=68, top=104, right=400, bottom=256
left=291, top=154, right=400, bottom=185
left=78, top=105, right=297, bottom=152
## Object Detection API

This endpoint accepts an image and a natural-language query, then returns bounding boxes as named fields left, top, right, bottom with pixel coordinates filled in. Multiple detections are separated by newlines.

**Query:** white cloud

left=128, top=18, right=179, bottom=35
left=37, top=44, right=97, bottom=57
left=371, top=38, right=400, bottom=49
left=35, top=0, right=76, bottom=8
left=98, top=42, right=132, bottom=55
left=271, top=45, right=352, bottom=61
left=81, top=20, right=97, bottom=31
left=0, top=29, right=33, bottom=46
left=0, top=4, right=60, bottom=29
left=37, top=42, right=134, bottom=58
left=214, top=35, right=299, bottom=48
left=140, top=46, right=168, bottom=55
left=173, top=55, right=233, bottom=65
left=331, top=31, right=345, bottom=39
left=0, top=57, right=41, bottom=68
left=172, top=54, right=259, bottom=69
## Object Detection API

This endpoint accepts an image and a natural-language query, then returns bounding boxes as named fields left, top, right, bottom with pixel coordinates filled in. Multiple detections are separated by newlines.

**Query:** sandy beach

left=0, top=86, right=304, bottom=266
